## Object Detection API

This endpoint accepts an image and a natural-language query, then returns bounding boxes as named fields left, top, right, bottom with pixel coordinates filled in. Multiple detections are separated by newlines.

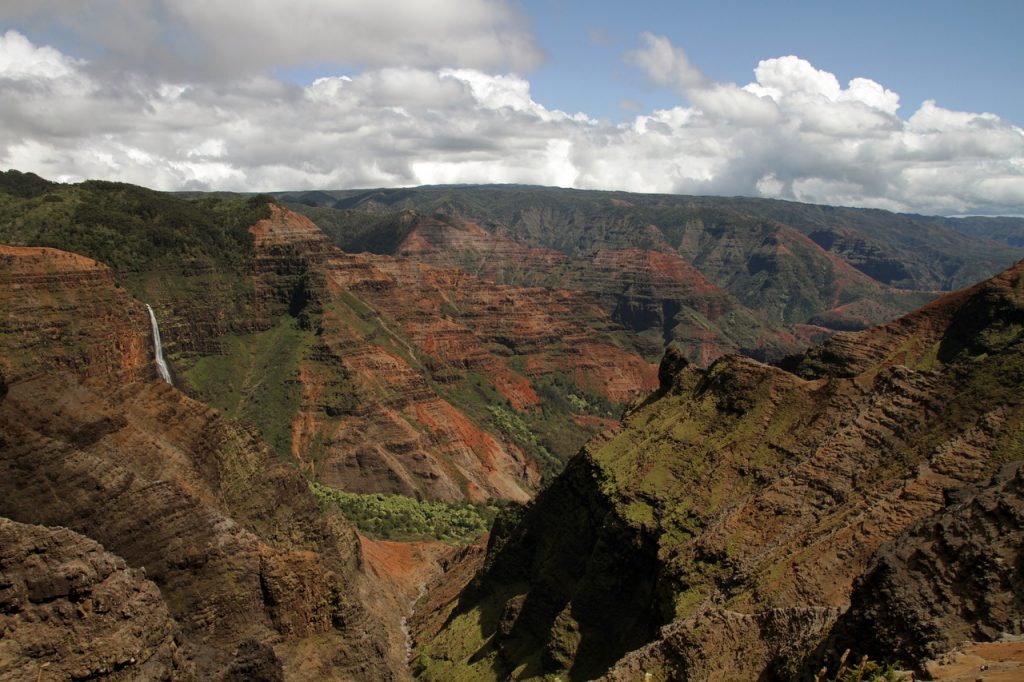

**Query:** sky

left=0, top=0, right=1022, bottom=216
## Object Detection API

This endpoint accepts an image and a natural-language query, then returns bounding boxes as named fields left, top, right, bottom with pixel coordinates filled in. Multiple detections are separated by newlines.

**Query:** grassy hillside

left=184, top=318, right=315, bottom=457
left=930, top=214, right=1024, bottom=247
left=0, top=170, right=267, bottom=278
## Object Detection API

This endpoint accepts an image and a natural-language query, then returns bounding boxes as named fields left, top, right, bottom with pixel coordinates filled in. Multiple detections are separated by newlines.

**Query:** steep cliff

left=0, top=244, right=401, bottom=680
left=186, top=205, right=657, bottom=500
left=0, top=517, right=185, bottom=682
left=0, top=172, right=269, bottom=362
left=389, top=214, right=809, bottom=363
left=282, top=184, right=1017, bottom=361
left=413, top=259, right=1024, bottom=680
left=0, top=245, right=150, bottom=384
left=1, top=175, right=659, bottom=500
left=821, top=461, right=1024, bottom=672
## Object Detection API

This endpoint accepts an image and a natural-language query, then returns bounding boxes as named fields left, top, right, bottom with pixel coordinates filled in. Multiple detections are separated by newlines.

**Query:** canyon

left=0, top=244, right=400, bottom=679
left=2, top=169, right=1023, bottom=680
left=412, top=257, right=1024, bottom=681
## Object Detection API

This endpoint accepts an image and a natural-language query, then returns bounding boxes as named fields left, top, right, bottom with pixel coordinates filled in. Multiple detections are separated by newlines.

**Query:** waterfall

left=146, top=304, right=173, bottom=385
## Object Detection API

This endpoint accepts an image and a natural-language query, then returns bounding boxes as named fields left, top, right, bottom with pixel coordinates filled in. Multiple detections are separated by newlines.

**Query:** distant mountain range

left=277, top=184, right=1023, bottom=357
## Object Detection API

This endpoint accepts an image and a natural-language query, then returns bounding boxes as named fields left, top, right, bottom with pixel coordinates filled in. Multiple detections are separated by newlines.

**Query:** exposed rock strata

left=289, top=186, right=993, bottom=361
left=0, top=243, right=402, bottom=680
left=0, top=245, right=150, bottom=384
left=234, top=206, right=657, bottom=501
left=602, top=606, right=841, bottom=681
left=391, top=214, right=815, bottom=363
left=413, top=259, right=1024, bottom=680
left=0, top=517, right=185, bottom=682
left=822, top=462, right=1024, bottom=671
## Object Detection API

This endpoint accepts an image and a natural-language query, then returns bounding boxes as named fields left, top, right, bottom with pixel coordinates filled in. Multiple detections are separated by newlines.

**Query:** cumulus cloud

left=0, top=30, right=1022, bottom=216
left=0, top=29, right=80, bottom=79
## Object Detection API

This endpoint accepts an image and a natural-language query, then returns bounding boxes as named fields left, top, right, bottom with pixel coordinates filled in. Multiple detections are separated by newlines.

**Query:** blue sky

left=264, top=1, right=1023, bottom=125
left=0, top=0, right=1022, bottom=215
left=518, top=0, right=1023, bottom=124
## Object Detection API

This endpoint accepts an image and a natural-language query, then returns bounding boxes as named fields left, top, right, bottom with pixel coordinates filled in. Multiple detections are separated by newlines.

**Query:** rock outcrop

left=413, top=259, right=1024, bottom=680
left=0, top=244, right=402, bottom=680
left=0, top=371, right=402, bottom=680
left=206, top=205, right=658, bottom=501
left=0, top=517, right=185, bottom=682
left=391, top=213, right=796, bottom=363
left=821, top=462, right=1024, bottom=672
left=602, top=606, right=841, bottom=681
left=0, top=245, right=150, bottom=384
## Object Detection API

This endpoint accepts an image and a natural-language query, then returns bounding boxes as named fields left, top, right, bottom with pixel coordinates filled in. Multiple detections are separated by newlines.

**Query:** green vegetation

left=0, top=171, right=270, bottom=368
left=519, top=373, right=621, bottom=478
left=0, top=171, right=269, bottom=276
left=286, top=204, right=416, bottom=254
left=310, top=483, right=504, bottom=543
left=433, top=366, right=623, bottom=482
left=184, top=318, right=314, bottom=458
left=937, top=214, right=1024, bottom=248
left=279, top=183, right=1020, bottom=294
left=822, top=656, right=906, bottom=682
left=412, top=586, right=530, bottom=682
left=487, top=404, right=562, bottom=478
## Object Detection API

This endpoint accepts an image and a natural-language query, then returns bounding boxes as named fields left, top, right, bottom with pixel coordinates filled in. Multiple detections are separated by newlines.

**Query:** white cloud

left=0, top=0, right=544, bottom=77
left=841, top=77, right=900, bottom=115
left=751, top=55, right=842, bottom=101
left=0, top=29, right=80, bottom=79
left=625, top=33, right=708, bottom=92
left=0, top=30, right=1022, bottom=216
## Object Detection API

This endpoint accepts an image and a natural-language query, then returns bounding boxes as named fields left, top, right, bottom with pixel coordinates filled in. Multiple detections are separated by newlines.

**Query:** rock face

left=0, top=174, right=270, bottom=365
left=391, top=214, right=808, bottom=364
left=193, top=204, right=657, bottom=501
left=282, top=184, right=1020, bottom=364
left=0, top=245, right=150, bottom=384
left=266, top=218, right=543, bottom=501
left=0, top=175, right=660, bottom=502
left=823, top=462, right=1024, bottom=670
left=413, top=259, right=1024, bottom=680
left=602, top=607, right=841, bottom=682
left=0, top=374, right=400, bottom=680
left=0, top=245, right=401, bottom=680
left=0, top=517, right=184, bottom=682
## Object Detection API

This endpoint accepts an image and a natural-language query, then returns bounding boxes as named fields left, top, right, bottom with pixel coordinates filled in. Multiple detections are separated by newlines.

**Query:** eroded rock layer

left=413, top=259, right=1024, bottom=681
left=0, top=244, right=401, bottom=680
left=823, top=462, right=1024, bottom=671
left=0, top=245, right=150, bottom=384
left=284, top=185, right=1011, bottom=364
left=215, top=205, right=657, bottom=501
left=391, top=213, right=822, bottom=363
left=0, top=517, right=184, bottom=682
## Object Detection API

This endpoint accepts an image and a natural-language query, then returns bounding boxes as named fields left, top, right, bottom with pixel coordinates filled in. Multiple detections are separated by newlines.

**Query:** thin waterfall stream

left=146, top=304, right=173, bottom=385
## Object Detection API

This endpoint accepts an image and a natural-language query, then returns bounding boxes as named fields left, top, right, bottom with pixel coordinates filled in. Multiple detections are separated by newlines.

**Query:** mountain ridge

left=0, top=243, right=404, bottom=679
left=278, top=183, right=1021, bottom=368
left=412, top=257, right=1024, bottom=680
